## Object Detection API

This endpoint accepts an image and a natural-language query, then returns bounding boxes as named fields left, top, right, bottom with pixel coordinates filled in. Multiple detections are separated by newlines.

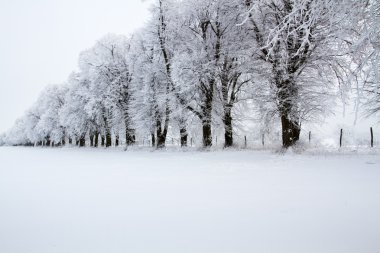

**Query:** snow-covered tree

left=171, top=0, right=225, bottom=147
left=60, top=73, right=92, bottom=147
left=2, top=0, right=377, bottom=150
left=131, top=0, right=184, bottom=148
left=34, top=85, right=68, bottom=146
left=76, top=34, right=137, bottom=147
left=170, top=0, right=256, bottom=147
left=356, top=0, right=380, bottom=118
left=242, top=0, right=368, bottom=148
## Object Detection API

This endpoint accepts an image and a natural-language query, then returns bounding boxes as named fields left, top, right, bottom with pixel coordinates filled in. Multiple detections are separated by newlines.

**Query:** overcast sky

left=0, top=0, right=152, bottom=133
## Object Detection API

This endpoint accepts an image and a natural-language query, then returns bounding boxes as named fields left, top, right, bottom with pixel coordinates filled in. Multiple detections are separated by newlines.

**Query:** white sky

left=0, top=0, right=153, bottom=133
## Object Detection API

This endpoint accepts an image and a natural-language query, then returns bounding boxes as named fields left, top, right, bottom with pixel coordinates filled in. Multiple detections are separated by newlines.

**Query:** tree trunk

left=201, top=100, right=213, bottom=148
left=68, top=137, right=72, bottom=145
left=156, top=118, right=168, bottom=149
left=276, top=76, right=300, bottom=148
left=281, top=115, right=300, bottom=148
left=126, top=128, right=135, bottom=146
left=202, top=121, right=212, bottom=147
left=79, top=134, right=86, bottom=147
left=156, top=133, right=166, bottom=149
left=101, top=135, right=105, bottom=147
left=180, top=128, right=188, bottom=147
left=61, top=137, right=66, bottom=146
left=90, top=134, right=94, bottom=147
left=151, top=133, right=156, bottom=147
left=103, top=114, right=112, bottom=147
left=201, top=83, right=214, bottom=148
left=46, top=136, right=51, bottom=147
left=94, top=131, right=99, bottom=147
left=115, top=135, right=119, bottom=147
left=223, top=107, right=233, bottom=148
left=105, top=130, right=112, bottom=147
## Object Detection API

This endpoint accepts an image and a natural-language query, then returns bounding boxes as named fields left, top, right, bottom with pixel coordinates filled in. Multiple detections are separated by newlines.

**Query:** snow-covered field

left=0, top=147, right=379, bottom=253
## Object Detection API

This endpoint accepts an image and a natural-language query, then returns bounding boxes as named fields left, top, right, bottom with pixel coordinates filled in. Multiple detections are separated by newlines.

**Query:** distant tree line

left=1, top=0, right=379, bottom=149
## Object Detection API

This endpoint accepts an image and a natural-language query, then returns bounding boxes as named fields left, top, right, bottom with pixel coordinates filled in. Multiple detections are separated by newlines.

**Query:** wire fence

left=131, top=126, right=378, bottom=150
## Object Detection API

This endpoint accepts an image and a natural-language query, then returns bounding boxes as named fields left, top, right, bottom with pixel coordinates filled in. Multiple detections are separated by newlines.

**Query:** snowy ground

left=0, top=147, right=379, bottom=253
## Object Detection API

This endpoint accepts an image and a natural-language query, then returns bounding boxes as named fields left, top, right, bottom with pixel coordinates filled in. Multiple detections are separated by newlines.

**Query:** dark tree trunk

left=94, top=131, right=99, bottom=147
left=90, top=134, right=94, bottom=147
left=76, top=139, right=79, bottom=146
left=201, top=98, right=213, bottom=148
left=281, top=115, right=300, bottom=148
left=223, top=107, right=233, bottom=148
left=101, top=135, right=105, bottom=147
left=201, top=80, right=214, bottom=148
left=180, top=128, right=188, bottom=147
left=126, top=128, right=135, bottom=146
left=276, top=76, right=300, bottom=148
left=202, top=121, right=212, bottom=147
left=151, top=133, right=156, bottom=147
left=79, top=134, right=86, bottom=147
left=61, top=137, right=66, bottom=146
left=105, top=130, right=112, bottom=147
left=103, top=114, right=112, bottom=147
left=68, top=137, right=72, bottom=145
left=157, top=0, right=173, bottom=149
left=156, top=118, right=168, bottom=149
left=115, top=135, right=119, bottom=147
left=156, top=133, right=166, bottom=149
left=46, top=136, right=51, bottom=147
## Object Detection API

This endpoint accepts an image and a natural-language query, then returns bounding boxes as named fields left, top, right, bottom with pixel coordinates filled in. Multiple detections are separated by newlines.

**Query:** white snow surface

left=0, top=147, right=380, bottom=253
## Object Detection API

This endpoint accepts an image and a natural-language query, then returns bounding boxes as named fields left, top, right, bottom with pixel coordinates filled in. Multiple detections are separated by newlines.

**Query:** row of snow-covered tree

left=1, top=0, right=379, bottom=149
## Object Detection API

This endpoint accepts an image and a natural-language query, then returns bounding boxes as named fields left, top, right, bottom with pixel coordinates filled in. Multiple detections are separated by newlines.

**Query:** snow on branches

left=2, top=0, right=377, bottom=149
